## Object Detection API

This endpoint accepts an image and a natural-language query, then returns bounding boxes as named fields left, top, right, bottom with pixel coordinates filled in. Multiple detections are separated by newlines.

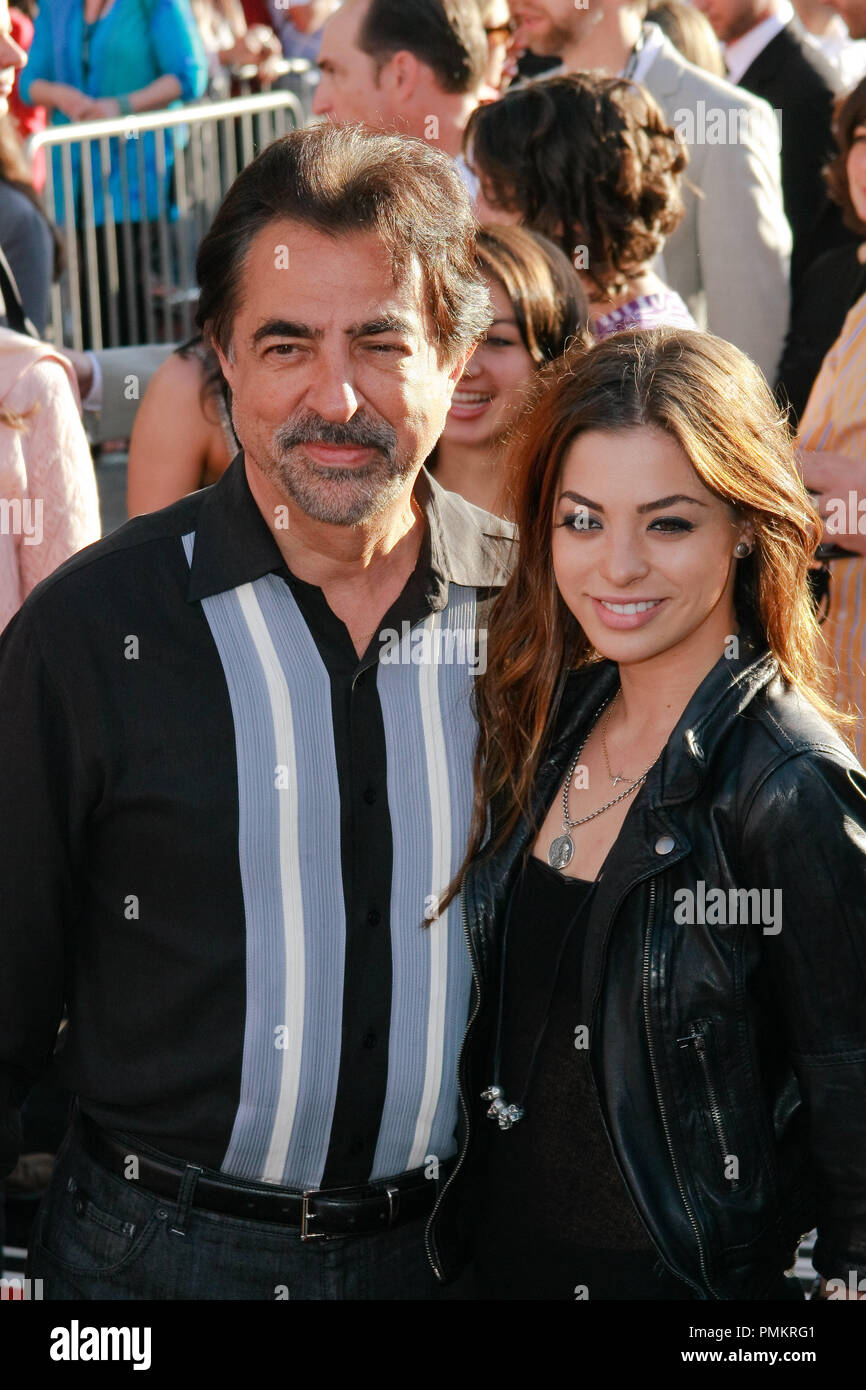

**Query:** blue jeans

left=28, top=1125, right=472, bottom=1300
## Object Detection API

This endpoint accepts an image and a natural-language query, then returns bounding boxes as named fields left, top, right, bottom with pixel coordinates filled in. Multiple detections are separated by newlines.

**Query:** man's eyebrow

left=253, top=320, right=322, bottom=344
left=349, top=315, right=415, bottom=338
left=252, top=316, right=416, bottom=345
left=558, top=490, right=708, bottom=513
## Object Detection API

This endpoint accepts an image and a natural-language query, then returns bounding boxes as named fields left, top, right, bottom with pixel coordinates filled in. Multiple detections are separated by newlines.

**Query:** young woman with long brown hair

left=425, top=327, right=866, bottom=1301
left=433, top=224, right=590, bottom=516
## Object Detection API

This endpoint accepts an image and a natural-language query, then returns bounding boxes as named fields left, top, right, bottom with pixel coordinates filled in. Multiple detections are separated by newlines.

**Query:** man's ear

left=378, top=49, right=420, bottom=103
left=444, top=344, right=475, bottom=398
left=213, top=339, right=236, bottom=391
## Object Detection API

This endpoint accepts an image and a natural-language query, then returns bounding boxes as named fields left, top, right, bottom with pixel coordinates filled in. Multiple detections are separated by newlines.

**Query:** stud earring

left=734, top=541, right=752, bottom=558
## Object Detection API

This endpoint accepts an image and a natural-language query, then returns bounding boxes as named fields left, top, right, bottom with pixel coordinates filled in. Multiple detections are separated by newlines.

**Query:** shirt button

left=363, top=786, right=377, bottom=805
left=654, top=835, right=676, bottom=855
left=355, top=671, right=367, bottom=689
left=363, top=1030, right=377, bottom=1049
left=367, top=908, right=381, bottom=926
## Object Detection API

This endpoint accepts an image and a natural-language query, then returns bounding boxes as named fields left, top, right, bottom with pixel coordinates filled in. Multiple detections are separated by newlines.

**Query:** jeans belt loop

left=170, top=1163, right=204, bottom=1237
left=385, top=1183, right=400, bottom=1227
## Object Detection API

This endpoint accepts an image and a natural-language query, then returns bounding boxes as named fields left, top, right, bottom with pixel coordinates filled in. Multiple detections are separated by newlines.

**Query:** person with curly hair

left=465, top=72, right=697, bottom=337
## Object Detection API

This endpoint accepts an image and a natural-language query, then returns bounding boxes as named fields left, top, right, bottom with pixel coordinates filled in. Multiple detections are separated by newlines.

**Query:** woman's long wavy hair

left=436, top=327, right=836, bottom=914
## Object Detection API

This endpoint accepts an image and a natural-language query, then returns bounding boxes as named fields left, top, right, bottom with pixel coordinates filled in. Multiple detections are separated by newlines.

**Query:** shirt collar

left=186, top=453, right=515, bottom=603
left=541, top=22, right=668, bottom=86
left=623, top=22, right=669, bottom=83
left=724, top=2, right=792, bottom=84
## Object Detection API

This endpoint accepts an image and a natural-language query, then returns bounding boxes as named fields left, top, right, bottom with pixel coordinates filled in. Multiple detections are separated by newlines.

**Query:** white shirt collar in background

left=723, top=0, right=793, bottom=85
left=622, top=22, right=668, bottom=83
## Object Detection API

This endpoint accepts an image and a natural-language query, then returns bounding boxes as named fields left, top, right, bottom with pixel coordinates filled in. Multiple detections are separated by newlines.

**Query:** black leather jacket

left=425, top=632, right=866, bottom=1299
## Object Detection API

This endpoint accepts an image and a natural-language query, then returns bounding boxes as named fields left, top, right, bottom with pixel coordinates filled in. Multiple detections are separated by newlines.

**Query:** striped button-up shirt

left=0, top=456, right=514, bottom=1189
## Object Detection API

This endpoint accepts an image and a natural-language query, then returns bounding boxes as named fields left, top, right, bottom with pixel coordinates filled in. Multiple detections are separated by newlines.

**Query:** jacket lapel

left=739, top=24, right=790, bottom=90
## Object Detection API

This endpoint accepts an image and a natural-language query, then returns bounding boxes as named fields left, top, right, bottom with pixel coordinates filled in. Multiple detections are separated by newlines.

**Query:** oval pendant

left=548, top=833, right=574, bottom=870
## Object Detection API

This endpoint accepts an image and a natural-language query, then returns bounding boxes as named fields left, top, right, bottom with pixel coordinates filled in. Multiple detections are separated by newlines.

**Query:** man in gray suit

left=512, top=0, right=792, bottom=380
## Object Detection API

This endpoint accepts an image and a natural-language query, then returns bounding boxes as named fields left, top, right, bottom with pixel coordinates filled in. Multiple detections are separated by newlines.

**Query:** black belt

left=77, top=1112, right=450, bottom=1240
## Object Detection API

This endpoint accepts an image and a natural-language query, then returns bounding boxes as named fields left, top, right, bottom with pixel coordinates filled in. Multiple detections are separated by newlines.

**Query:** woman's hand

left=800, top=449, right=866, bottom=554
left=42, top=82, right=95, bottom=121
left=75, top=95, right=123, bottom=121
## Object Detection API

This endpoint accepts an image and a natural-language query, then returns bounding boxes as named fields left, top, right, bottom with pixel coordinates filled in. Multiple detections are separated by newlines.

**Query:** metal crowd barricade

left=27, top=90, right=305, bottom=352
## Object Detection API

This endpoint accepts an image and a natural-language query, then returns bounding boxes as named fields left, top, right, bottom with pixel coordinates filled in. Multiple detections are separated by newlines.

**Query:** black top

left=474, top=855, right=688, bottom=1300
left=775, top=241, right=866, bottom=424
left=739, top=19, right=852, bottom=289
left=0, top=454, right=514, bottom=1189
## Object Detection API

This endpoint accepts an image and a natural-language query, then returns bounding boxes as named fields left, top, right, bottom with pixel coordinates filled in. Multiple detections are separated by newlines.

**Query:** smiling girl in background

left=426, top=328, right=866, bottom=1301
left=433, top=225, right=590, bottom=516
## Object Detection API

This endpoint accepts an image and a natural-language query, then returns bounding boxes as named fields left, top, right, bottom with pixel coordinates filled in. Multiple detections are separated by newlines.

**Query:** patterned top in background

left=593, top=290, right=697, bottom=339
left=798, top=288, right=866, bottom=763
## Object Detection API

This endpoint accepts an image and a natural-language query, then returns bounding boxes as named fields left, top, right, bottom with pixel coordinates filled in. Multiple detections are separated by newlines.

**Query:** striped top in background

left=592, top=289, right=698, bottom=340
left=0, top=456, right=515, bottom=1189
left=799, top=290, right=866, bottom=762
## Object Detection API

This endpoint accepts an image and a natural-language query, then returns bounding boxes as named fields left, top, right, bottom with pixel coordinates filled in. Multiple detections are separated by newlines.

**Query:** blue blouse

left=20, top=0, right=207, bottom=225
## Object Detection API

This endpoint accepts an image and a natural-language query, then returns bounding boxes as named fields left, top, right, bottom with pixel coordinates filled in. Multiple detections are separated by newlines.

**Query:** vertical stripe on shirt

left=181, top=532, right=346, bottom=1189
left=371, top=586, right=477, bottom=1179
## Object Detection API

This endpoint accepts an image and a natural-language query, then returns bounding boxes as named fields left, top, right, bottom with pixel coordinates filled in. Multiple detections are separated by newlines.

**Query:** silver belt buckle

left=300, top=1189, right=326, bottom=1241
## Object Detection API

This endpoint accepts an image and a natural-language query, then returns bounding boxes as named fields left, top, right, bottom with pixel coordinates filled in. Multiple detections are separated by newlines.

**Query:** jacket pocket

left=678, top=1018, right=742, bottom=1192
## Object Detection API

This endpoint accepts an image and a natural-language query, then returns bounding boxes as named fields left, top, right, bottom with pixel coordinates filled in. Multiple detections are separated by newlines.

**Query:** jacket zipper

left=678, top=1026, right=741, bottom=1191
left=424, top=890, right=482, bottom=1281
left=643, top=877, right=720, bottom=1298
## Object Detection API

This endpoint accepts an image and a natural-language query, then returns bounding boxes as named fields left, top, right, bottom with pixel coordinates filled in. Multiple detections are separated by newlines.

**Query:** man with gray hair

left=0, top=123, right=512, bottom=1299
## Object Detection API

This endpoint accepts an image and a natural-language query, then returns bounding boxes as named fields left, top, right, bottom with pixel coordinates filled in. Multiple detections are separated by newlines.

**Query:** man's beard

left=521, top=8, right=599, bottom=57
left=264, top=411, right=417, bottom=526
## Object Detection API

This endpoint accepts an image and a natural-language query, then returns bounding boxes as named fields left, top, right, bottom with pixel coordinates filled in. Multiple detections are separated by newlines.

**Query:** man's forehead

left=324, top=0, right=367, bottom=47
left=237, top=222, right=429, bottom=331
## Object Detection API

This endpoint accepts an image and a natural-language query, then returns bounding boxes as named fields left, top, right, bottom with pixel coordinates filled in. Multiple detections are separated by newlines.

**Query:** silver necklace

left=547, top=692, right=658, bottom=870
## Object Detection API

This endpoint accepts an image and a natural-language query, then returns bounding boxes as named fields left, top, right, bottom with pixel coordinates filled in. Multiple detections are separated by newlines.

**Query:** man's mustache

left=274, top=413, right=398, bottom=459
